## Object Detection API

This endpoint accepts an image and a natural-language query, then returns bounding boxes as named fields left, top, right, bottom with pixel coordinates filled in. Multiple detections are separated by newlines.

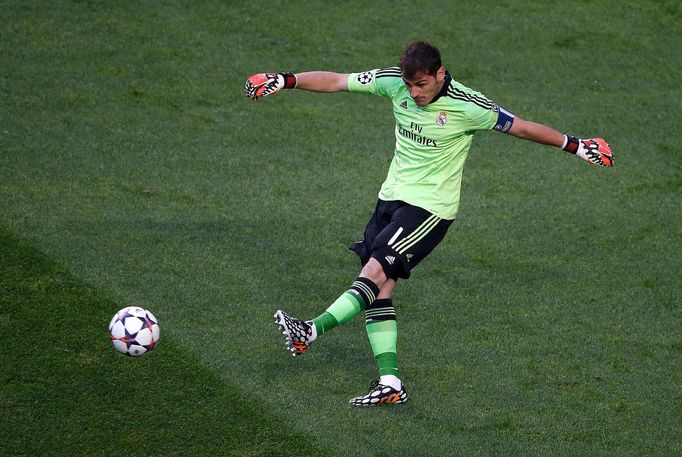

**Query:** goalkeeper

left=244, top=41, right=614, bottom=407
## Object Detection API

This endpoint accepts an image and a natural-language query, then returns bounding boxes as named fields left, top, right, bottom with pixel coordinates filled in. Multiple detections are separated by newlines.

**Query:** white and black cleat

left=349, top=379, right=408, bottom=406
left=274, top=310, right=315, bottom=356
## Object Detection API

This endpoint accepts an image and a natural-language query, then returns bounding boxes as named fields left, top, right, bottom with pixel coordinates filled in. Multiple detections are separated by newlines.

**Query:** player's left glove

left=563, top=135, right=614, bottom=167
left=244, top=72, right=297, bottom=100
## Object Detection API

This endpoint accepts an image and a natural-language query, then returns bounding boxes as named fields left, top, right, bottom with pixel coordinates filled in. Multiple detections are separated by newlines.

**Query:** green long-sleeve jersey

left=348, top=67, right=506, bottom=220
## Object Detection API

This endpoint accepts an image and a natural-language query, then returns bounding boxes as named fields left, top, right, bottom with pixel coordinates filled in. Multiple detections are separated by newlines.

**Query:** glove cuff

left=561, top=135, right=579, bottom=154
left=280, top=72, right=297, bottom=89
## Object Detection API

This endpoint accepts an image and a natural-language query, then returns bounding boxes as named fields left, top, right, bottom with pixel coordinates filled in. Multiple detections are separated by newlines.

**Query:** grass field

left=1, top=1, right=680, bottom=456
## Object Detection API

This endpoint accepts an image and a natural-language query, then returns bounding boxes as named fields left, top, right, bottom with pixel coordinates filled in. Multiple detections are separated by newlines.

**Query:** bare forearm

left=508, top=117, right=565, bottom=147
left=294, top=71, right=349, bottom=93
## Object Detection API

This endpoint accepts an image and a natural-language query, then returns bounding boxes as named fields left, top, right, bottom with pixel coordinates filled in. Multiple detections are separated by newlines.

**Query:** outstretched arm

left=295, top=71, right=350, bottom=92
left=508, top=116, right=614, bottom=167
left=508, top=117, right=565, bottom=147
left=244, top=71, right=349, bottom=100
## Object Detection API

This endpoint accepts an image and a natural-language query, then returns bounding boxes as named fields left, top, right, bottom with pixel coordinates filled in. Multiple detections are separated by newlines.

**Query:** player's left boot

left=274, top=310, right=316, bottom=356
left=349, top=379, right=408, bottom=406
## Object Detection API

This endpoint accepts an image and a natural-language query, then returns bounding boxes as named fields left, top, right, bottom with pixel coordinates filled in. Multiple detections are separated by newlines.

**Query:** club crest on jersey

left=436, top=112, right=448, bottom=127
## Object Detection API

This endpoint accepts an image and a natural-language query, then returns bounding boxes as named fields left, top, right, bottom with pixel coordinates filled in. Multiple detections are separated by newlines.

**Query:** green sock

left=312, top=277, right=379, bottom=335
left=375, top=351, right=399, bottom=377
left=365, top=299, right=399, bottom=377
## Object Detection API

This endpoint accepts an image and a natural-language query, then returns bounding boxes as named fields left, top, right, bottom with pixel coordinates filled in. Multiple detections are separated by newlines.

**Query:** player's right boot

left=274, top=310, right=316, bottom=356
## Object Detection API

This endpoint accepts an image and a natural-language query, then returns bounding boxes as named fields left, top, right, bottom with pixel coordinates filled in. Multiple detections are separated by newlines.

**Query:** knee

left=360, top=258, right=387, bottom=286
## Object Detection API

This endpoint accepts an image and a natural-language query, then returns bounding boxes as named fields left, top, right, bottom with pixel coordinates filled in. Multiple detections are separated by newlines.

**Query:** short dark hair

left=400, top=41, right=442, bottom=79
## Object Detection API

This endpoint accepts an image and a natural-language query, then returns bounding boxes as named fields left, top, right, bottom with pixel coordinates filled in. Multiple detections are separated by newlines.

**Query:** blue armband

left=492, top=105, right=515, bottom=133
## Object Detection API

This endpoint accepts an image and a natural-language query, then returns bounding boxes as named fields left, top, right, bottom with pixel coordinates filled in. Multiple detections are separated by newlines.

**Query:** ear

left=436, top=66, right=446, bottom=82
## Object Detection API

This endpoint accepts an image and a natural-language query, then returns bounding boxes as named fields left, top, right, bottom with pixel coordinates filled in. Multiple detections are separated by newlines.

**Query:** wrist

left=280, top=72, right=297, bottom=89
left=561, top=134, right=579, bottom=154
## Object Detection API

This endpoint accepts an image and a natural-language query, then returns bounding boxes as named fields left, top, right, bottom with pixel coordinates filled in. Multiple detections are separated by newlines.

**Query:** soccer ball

left=108, top=306, right=160, bottom=356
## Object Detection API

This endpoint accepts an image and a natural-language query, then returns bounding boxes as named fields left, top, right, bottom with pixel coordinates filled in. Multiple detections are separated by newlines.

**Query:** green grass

left=1, top=0, right=680, bottom=456
left=0, top=226, right=323, bottom=456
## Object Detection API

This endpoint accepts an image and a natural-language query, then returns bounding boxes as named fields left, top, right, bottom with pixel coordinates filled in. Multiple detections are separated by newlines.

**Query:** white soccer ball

left=108, top=306, right=160, bottom=356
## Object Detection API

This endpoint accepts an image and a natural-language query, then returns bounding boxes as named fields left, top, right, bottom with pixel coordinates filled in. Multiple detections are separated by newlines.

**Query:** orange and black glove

left=563, top=136, right=614, bottom=167
left=244, top=72, right=297, bottom=100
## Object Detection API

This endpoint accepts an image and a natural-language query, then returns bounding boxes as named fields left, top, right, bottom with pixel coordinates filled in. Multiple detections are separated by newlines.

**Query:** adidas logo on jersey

left=385, top=255, right=396, bottom=265
left=400, top=101, right=408, bottom=109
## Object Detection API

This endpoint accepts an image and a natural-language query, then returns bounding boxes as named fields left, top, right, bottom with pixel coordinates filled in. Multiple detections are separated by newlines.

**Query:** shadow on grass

left=0, top=224, right=327, bottom=457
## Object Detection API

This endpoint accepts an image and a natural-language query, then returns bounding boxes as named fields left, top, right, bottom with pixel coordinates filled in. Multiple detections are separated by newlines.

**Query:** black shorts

left=349, top=200, right=453, bottom=280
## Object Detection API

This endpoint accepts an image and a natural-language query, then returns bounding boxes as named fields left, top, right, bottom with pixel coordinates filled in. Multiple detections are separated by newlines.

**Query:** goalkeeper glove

left=244, top=72, right=297, bottom=100
left=562, top=135, right=614, bottom=167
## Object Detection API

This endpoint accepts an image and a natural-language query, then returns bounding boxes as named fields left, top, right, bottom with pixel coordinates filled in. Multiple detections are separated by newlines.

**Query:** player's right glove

left=244, top=72, right=297, bottom=100
left=562, top=135, right=614, bottom=167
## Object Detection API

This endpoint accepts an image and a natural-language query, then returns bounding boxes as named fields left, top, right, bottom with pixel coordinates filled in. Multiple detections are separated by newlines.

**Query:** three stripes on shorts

left=391, top=214, right=440, bottom=254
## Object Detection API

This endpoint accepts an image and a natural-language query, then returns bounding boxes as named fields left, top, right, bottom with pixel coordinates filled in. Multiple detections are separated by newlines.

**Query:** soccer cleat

left=349, top=379, right=408, bottom=406
left=274, top=310, right=315, bottom=356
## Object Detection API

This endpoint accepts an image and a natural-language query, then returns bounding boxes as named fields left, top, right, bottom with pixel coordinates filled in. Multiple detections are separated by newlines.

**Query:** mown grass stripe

left=0, top=226, right=327, bottom=457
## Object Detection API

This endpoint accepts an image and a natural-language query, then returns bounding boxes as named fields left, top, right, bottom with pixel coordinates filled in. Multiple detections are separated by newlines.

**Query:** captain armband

left=492, top=105, right=515, bottom=133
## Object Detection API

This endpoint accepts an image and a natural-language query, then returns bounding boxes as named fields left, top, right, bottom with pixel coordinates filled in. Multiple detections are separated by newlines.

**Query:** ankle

left=379, top=374, right=402, bottom=390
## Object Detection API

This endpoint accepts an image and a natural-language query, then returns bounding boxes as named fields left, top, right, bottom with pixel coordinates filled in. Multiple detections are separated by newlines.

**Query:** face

left=402, top=67, right=446, bottom=106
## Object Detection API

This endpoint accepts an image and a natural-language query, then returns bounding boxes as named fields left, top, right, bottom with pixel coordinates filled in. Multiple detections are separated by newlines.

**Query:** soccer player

left=244, top=41, right=614, bottom=407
